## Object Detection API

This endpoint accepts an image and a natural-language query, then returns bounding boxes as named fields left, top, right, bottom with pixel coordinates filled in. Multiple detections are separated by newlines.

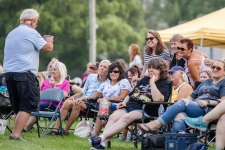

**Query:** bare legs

left=202, top=100, right=225, bottom=124
left=215, top=114, right=225, bottom=150
left=101, top=110, right=142, bottom=144
left=53, top=100, right=87, bottom=132
left=11, top=111, right=30, bottom=138
left=24, top=116, right=36, bottom=130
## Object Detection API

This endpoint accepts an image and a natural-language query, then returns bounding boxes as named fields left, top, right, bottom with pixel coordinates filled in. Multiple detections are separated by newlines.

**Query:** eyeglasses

left=34, top=21, right=39, bottom=27
left=109, top=70, right=120, bottom=73
left=177, top=47, right=186, bottom=51
left=145, top=37, right=154, bottom=41
left=211, top=65, right=222, bottom=71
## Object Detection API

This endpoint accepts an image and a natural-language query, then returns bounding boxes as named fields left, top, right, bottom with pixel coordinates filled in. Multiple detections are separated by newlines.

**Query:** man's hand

left=73, top=97, right=83, bottom=107
left=117, top=102, right=126, bottom=109
left=197, top=100, right=207, bottom=107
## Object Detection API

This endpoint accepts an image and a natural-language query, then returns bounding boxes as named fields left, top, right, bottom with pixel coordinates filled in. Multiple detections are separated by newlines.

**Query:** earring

left=188, top=53, right=190, bottom=57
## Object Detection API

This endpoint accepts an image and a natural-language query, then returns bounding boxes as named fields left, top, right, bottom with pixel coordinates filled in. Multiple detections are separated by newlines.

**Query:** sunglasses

left=211, top=65, right=222, bottom=71
left=168, top=71, right=175, bottom=75
left=177, top=47, right=186, bottom=51
left=109, top=70, right=120, bottom=74
left=145, top=37, right=154, bottom=41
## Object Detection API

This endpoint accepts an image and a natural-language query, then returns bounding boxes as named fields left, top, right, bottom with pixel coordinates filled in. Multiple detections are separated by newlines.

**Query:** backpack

left=142, top=134, right=165, bottom=150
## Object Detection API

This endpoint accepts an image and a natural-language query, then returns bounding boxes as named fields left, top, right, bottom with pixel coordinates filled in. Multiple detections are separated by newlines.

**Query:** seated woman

left=23, top=61, right=70, bottom=131
left=88, top=57, right=170, bottom=149
left=116, top=65, right=141, bottom=142
left=185, top=100, right=225, bottom=150
left=138, top=60, right=225, bottom=134
left=92, top=61, right=132, bottom=136
left=169, top=66, right=193, bottom=103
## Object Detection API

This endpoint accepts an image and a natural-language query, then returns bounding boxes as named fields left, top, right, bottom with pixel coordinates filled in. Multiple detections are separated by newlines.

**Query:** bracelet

left=207, top=100, right=210, bottom=106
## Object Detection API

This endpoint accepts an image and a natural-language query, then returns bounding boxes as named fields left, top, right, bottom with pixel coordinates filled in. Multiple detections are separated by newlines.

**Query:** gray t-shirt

left=191, top=78, right=225, bottom=101
left=3, top=24, right=46, bottom=75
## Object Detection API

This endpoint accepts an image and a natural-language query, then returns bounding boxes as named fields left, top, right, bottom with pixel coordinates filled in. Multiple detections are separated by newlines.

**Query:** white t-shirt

left=97, top=78, right=132, bottom=98
left=129, top=55, right=142, bottom=68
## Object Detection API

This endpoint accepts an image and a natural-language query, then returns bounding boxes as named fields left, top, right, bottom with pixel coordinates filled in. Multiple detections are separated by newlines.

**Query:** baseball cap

left=169, top=66, right=185, bottom=73
left=88, top=62, right=99, bottom=70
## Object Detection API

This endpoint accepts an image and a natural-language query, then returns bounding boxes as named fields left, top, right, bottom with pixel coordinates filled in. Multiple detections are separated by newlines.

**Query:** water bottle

left=158, top=104, right=165, bottom=117
left=100, top=99, right=108, bottom=115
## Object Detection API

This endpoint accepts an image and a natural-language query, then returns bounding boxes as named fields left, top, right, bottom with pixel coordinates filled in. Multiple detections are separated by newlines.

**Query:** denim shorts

left=122, top=107, right=150, bottom=117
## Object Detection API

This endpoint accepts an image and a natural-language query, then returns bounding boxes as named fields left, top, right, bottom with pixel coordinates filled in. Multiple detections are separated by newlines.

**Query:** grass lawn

left=0, top=117, right=216, bottom=150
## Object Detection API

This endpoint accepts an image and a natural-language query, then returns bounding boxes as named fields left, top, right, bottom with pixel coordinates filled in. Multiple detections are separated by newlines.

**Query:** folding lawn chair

left=31, top=88, right=64, bottom=138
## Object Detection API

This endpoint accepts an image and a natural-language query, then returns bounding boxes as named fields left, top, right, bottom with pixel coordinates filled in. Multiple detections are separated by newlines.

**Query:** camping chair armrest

left=108, top=100, right=123, bottom=103
left=142, top=101, right=174, bottom=105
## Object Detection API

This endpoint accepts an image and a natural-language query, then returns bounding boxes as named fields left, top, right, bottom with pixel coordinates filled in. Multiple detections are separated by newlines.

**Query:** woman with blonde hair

left=142, top=30, right=171, bottom=77
left=128, top=44, right=142, bottom=68
left=23, top=61, right=70, bottom=131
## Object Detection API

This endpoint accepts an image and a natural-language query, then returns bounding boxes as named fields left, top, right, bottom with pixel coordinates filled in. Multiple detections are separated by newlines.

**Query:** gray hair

left=100, top=60, right=111, bottom=65
left=178, top=71, right=189, bottom=83
left=20, top=8, right=39, bottom=24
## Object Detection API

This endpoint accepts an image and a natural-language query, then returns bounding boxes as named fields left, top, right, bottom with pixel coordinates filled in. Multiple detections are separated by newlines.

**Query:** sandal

left=137, top=124, right=153, bottom=134
left=60, top=130, right=69, bottom=136
left=47, top=130, right=60, bottom=136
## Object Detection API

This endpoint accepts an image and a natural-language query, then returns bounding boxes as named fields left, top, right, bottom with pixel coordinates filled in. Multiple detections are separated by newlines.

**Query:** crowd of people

left=2, top=8, right=225, bottom=150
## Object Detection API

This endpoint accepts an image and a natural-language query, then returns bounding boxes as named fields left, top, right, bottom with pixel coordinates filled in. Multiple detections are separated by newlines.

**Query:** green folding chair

left=31, top=88, right=64, bottom=138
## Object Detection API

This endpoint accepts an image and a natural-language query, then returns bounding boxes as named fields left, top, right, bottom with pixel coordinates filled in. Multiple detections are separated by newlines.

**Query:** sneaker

left=185, top=116, right=208, bottom=131
left=125, top=134, right=133, bottom=142
left=8, top=135, right=26, bottom=142
left=115, top=136, right=125, bottom=141
left=90, top=144, right=105, bottom=150
left=88, top=136, right=101, bottom=147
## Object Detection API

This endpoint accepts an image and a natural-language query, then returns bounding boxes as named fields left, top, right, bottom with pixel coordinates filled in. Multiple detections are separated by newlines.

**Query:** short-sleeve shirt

left=82, top=74, right=108, bottom=98
left=3, top=24, right=47, bottom=75
left=40, top=79, right=70, bottom=108
left=129, top=55, right=142, bottom=68
left=191, top=78, right=225, bottom=101
left=126, top=77, right=170, bottom=116
left=144, top=49, right=171, bottom=67
left=97, top=79, right=132, bottom=98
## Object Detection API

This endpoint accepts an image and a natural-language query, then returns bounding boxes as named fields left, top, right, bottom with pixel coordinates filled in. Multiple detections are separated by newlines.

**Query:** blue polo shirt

left=3, top=24, right=46, bottom=75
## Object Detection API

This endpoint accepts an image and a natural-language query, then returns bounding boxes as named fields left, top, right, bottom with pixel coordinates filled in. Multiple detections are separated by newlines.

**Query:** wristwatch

left=207, top=100, right=210, bottom=106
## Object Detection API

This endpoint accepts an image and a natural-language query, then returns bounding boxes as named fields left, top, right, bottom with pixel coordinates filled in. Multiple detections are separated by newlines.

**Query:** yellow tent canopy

left=158, top=7, right=225, bottom=48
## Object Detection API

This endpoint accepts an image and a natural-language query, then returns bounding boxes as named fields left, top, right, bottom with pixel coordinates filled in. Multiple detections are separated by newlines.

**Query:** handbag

left=0, top=119, right=8, bottom=135
left=74, top=119, right=95, bottom=138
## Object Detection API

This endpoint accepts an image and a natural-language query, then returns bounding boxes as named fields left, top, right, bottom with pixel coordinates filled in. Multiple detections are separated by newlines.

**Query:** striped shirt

left=144, top=49, right=171, bottom=66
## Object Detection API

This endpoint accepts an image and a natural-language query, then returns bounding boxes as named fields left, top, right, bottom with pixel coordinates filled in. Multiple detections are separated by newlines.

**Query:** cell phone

left=43, top=35, right=52, bottom=41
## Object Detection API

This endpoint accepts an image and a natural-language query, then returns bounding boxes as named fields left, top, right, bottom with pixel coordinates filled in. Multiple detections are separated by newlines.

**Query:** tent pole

left=200, top=38, right=203, bottom=51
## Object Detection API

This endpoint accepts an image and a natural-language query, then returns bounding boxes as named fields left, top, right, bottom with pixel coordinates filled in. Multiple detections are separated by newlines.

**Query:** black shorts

left=5, top=71, right=40, bottom=114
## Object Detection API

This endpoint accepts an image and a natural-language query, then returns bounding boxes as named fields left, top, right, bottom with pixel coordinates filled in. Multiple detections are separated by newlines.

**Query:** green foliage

left=0, top=0, right=224, bottom=77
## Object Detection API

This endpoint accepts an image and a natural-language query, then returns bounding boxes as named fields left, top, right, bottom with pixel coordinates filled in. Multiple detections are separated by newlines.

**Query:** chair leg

left=42, top=117, right=55, bottom=138
left=36, top=117, right=40, bottom=138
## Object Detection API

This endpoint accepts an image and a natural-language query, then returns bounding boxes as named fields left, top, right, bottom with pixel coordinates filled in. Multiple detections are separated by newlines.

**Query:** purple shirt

left=39, top=78, right=70, bottom=108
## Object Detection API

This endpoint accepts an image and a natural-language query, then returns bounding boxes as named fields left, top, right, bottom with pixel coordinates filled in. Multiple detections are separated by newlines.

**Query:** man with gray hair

left=48, top=60, right=110, bottom=135
left=3, top=8, right=54, bottom=141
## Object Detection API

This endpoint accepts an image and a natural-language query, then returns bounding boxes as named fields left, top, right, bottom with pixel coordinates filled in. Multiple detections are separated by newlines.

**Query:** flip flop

left=137, top=124, right=153, bottom=133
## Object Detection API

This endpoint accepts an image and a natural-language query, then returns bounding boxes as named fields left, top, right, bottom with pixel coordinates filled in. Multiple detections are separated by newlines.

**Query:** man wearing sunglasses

left=177, top=38, right=210, bottom=87
left=3, top=8, right=54, bottom=141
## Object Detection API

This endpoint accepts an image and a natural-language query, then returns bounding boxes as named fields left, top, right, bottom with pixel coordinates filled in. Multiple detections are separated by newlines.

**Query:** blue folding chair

left=31, top=88, right=64, bottom=138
